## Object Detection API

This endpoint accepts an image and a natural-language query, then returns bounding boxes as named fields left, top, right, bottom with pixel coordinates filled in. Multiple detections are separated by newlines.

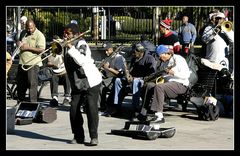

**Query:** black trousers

left=50, top=73, right=71, bottom=98
left=70, top=83, right=101, bottom=139
left=17, top=65, right=39, bottom=102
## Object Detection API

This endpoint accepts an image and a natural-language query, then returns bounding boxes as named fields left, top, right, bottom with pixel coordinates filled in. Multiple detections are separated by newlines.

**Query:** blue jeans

left=113, top=77, right=127, bottom=105
left=131, top=78, right=144, bottom=109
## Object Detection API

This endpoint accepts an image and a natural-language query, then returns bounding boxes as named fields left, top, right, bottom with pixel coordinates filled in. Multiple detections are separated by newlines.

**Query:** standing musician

left=136, top=45, right=190, bottom=123
left=202, top=11, right=234, bottom=70
left=63, top=23, right=102, bottom=146
left=17, top=19, right=46, bottom=103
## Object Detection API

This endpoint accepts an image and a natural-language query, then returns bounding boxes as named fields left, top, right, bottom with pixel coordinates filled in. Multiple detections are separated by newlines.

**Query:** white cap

left=20, top=16, right=27, bottom=24
left=70, top=20, right=78, bottom=24
left=209, top=13, right=217, bottom=20
left=216, top=12, right=225, bottom=18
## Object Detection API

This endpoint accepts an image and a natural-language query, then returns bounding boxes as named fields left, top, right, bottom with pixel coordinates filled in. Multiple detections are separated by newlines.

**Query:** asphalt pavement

left=6, top=83, right=234, bottom=150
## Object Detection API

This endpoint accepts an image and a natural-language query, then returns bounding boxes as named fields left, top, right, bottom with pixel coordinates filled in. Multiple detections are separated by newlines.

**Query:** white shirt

left=48, top=54, right=64, bottom=68
left=160, top=54, right=190, bottom=86
left=202, top=26, right=234, bottom=69
left=67, top=39, right=102, bottom=88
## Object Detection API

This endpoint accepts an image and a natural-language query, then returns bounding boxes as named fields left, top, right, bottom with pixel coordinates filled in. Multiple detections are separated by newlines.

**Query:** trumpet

left=21, top=29, right=91, bottom=71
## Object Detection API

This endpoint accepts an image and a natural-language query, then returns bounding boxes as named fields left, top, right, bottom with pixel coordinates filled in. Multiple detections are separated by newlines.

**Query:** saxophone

left=144, top=56, right=176, bottom=84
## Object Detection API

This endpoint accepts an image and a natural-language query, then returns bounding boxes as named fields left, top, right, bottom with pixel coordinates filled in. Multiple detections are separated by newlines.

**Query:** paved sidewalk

left=6, top=84, right=234, bottom=150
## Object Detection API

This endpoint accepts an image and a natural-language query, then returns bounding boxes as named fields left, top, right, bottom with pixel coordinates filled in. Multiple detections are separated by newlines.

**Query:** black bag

left=198, top=102, right=220, bottom=121
left=38, top=67, right=53, bottom=81
left=186, top=54, right=199, bottom=88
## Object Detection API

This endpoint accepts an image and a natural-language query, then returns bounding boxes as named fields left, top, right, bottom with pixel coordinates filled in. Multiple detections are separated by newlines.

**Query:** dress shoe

left=62, top=98, right=70, bottom=105
left=89, top=138, right=98, bottom=146
left=136, top=113, right=147, bottom=122
left=50, top=98, right=58, bottom=107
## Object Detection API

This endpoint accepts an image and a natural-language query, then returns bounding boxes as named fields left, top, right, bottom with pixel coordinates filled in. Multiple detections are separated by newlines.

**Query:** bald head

left=26, top=19, right=36, bottom=34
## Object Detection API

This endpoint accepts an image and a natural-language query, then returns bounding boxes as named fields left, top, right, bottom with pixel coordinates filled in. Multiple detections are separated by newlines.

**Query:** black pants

left=70, top=83, right=101, bottom=139
left=98, top=77, right=113, bottom=111
left=17, top=65, right=39, bottom=102
left=50, top=73, right=71, bottom=98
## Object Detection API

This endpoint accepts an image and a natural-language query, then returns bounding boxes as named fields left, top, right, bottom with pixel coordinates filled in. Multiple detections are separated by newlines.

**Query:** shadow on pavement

left=8, top=129, right=69, bottom=143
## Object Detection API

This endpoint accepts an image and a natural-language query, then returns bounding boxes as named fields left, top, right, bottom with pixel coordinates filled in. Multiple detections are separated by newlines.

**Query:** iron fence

left=6, top=6, right=233, bottom=45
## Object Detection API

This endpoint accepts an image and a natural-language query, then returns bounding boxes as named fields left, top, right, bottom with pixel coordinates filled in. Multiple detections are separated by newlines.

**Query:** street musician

left=136, top=45, right=190, bottom=123
left=98, top=42, right=127, bottom=117
left=47, top=52, right=71, bottom=106
left=16, top=19, right=46, bottom=103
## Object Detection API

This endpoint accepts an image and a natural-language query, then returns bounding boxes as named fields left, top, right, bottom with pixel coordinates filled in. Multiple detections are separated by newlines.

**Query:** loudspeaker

left=7, top=107, right=16, bottom=133
left=34, top=106, right=57, bottom=123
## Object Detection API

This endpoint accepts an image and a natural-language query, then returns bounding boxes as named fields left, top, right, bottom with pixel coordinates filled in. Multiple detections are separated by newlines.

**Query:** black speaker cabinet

left=34, top=106, right=57, bottom=123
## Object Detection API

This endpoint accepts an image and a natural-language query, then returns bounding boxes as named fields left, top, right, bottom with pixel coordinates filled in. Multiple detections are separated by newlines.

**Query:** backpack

left=186, top=53, right=199, bottom=88
left=197, top=96, right=220, bottom=121
left=38, top=67, right=53, bottom=81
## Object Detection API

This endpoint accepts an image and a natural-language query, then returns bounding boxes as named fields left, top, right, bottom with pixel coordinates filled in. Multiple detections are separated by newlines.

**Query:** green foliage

left=23, top=9, right=91, bottom=40
left=120, top=17, right=152, bottom=34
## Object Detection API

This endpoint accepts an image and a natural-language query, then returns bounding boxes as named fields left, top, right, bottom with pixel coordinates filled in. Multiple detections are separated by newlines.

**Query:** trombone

left=21, top=29, right=90, bottom=71
left=213, top=21, right=233, bottom=34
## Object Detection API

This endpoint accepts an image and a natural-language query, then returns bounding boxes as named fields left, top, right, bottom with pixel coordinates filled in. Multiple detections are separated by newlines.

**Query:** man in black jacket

left=63, top=23, right=102, bottom=146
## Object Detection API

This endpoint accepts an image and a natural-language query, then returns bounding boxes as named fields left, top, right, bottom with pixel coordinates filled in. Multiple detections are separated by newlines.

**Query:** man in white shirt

left=202, top=12, right=234, bottom=70
left=47, top=53, right=71, bottom=106
left=137, top=45, right=190, bottom=123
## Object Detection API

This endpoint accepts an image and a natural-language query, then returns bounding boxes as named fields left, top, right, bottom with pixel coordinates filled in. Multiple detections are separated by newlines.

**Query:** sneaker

left=148, top=116, right=165, bottom=123
left=50, top=98, right=58, bottom=107
left=89, top=138, right=98, bottom=146
left=62, top=98, right=70, bottom=105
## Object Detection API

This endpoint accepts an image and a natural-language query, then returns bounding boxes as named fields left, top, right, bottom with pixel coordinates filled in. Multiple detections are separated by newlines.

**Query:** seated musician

left=48, top=53, right=71, bottom=107
left=137, top=45, right=190, bottom=123
left=127, top=43, right=157, bottom=115
left=99, top=42, right=128, bottom=117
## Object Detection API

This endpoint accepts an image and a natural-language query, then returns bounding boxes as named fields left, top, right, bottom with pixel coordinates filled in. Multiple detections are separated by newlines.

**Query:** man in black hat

left=127, top=43, right=157, bottom=116
left=98, top=42, right=128, bottom=117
